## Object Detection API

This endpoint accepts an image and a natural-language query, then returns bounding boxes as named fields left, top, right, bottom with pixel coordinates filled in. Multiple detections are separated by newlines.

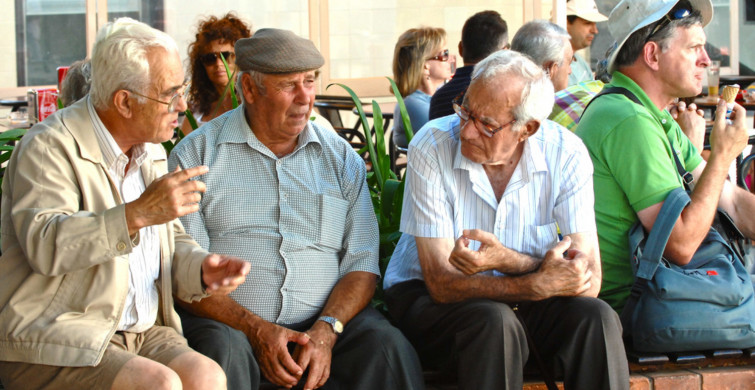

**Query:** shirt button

left=662, top=119, right=667, bottom=124
left=116, top=241, right=127, bottom=251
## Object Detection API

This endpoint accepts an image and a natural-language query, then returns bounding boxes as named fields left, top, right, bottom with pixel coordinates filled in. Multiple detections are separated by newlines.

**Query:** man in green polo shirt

left=577, top=0, right=755, bottom=312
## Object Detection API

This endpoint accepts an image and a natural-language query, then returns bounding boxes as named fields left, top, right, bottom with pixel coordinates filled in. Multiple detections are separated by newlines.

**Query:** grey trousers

left=178, top=305, right=425, bottom=390
left=386, top=281, right=630, bottom=390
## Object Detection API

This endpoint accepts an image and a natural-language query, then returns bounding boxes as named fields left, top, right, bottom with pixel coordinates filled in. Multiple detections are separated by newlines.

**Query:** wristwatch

left=318, top=316, right=343, bottom=335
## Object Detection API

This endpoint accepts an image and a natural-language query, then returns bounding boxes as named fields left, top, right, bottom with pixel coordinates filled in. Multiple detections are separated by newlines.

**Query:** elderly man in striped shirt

left=384, top=50, right=629, bottom=390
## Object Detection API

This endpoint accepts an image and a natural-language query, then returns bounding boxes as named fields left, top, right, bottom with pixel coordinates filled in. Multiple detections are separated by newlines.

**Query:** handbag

left=621, top=187, right=755, bottom=352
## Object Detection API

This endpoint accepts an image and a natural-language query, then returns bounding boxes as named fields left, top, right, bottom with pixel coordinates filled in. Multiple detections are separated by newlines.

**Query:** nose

left=699, top=47, right=711, bottom=67
left=591, top=25, right=599, bottom=34
left=459, top=117, right=479, bottom=139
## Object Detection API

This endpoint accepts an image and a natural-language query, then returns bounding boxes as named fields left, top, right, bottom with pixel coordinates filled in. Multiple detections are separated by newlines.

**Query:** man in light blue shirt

left=169, top=28, right=423, bottom=390
left=384, top=50, right=628, bottom=390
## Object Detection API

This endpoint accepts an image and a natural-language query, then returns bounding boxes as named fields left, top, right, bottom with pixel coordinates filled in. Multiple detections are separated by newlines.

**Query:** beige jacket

left=0, top=99, right=209, bottom=367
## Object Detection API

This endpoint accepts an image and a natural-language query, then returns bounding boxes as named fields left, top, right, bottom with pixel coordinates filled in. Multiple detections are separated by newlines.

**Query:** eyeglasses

left=427, top=49, right=450, bottom=62
left=644, top=7, right=692, bottom=43
left=199, top=51, right=235, bottom=66
left=452, top=92, right=517, bottom=137
left=128, top=82, right=189, bottom=113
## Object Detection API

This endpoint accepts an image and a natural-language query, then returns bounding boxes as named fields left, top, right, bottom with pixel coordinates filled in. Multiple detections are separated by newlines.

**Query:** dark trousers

left=386, top=281, right=630, bottom=390
left=178, top=305, right=425, bottom=390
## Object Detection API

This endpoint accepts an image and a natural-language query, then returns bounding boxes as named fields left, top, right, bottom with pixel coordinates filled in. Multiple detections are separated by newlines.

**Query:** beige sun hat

left=567, top=0, right=608, bottom=23
left=606, top=0, right=713, bottom=73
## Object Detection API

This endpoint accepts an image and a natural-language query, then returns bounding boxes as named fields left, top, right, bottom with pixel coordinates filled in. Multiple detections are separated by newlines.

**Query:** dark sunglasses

left=645, top=7, right=692, bottom=43
left=427, top=49, right=450, bottom=62
left=200, top=51, right=235, bottom=66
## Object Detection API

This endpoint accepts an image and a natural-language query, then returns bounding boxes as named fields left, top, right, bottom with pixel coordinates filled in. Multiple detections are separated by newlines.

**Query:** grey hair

left=90, top=17, right=179, bottom=109
left=510, top=20, right=571, bottom=69
left=470, top=49, right=555, bottom=126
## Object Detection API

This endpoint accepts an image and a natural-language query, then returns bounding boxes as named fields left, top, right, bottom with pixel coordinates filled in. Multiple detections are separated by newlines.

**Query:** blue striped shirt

left=384, top=115, right=596, bottom=289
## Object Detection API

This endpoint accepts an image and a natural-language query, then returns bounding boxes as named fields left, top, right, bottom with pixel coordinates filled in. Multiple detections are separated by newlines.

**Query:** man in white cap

left=169, top=28, right=424, bottom=390
left=566, top=0, right=609, bottom=85
left=577, top=0, right=755, bottom=313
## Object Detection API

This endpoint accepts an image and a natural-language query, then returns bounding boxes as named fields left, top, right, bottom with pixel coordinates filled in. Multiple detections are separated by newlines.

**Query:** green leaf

left=220, top=53, right=239, bottom=109
left=184, top=109, right=199, bottom=131
left=388, top=77, right=414, bottom=143
left=326, top=83, right=384, bottom=189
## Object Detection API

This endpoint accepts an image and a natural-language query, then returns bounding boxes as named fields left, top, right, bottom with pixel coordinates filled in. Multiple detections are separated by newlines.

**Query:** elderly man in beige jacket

left=0, top=18, right=249, bottom=390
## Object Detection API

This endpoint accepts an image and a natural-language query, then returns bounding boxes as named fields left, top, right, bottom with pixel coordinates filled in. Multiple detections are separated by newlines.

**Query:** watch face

left=334, top=320, right=344, bottom=334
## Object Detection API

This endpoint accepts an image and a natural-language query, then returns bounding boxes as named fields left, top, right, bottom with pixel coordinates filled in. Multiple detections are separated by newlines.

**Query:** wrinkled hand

left=709, top=99, right=748, bottom=164
left=125, top=165, right=208, bottom=235
left=201, top=254, right=250, bottom=295
left=529, top=237, right=592, bottom=300
left=292, top=324, right=336, bottom=390
left=247, top=322, right=310, bottom=388
left=449, top=229, right=510, bottom=275
left=669, top=100, right=706, bottom=152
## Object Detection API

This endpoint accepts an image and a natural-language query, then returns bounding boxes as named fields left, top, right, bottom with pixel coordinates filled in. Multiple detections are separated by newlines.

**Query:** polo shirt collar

left=610, top=71, right=676, bottom=133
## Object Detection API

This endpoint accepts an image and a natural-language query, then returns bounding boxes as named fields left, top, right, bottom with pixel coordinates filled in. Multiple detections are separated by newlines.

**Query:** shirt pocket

left=522, top=222, right=560, bottom=258
left=318, top=194, right=349, bottom=250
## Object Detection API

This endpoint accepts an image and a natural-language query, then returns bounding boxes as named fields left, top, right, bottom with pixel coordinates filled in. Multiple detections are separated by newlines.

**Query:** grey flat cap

left=235, top=28, right=325, bottom=74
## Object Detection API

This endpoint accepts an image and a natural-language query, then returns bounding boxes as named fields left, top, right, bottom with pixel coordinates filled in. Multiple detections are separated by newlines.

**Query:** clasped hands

left=448, top=229, right=592, bottom=299
left=249, top=319, right=336, bottom=390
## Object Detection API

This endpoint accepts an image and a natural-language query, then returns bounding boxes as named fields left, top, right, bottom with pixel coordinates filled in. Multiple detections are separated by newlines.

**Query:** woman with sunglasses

left=181, top=12, right=251, bottom=135
left=392, top=27, right=455, bottom=148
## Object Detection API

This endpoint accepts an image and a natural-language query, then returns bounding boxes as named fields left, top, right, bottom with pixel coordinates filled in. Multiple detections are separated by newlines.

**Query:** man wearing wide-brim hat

left=168, top=28, right=425, bottom=390
left=566, top=0, right=608, bottom=85
left=577, top=0, right=755, bottom=314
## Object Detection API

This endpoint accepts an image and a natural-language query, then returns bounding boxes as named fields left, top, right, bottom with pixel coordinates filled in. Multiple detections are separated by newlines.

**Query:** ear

left=241, top=73, right=256, bottom=105
left=546, top=61, right=558, bottom=80
left=112, top=90, right=133, bottom=118
left=519, top=120, right=540, bottom=142
left=643, top=41, right=662, bottom=71
left=458, top=41, right=464, bottom=58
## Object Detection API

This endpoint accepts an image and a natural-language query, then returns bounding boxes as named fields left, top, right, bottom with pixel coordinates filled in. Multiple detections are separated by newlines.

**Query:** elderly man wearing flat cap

left=577, top=0, right=755, bottom=313
left=168, top=28, right=424, bottom=390
left=566, top=0, right=608, bottom=86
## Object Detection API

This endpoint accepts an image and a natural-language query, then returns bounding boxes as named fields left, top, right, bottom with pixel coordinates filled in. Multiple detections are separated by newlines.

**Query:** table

left=0, top=95, right=27, bottom=112
left=693, top=95, right=755, bottom=120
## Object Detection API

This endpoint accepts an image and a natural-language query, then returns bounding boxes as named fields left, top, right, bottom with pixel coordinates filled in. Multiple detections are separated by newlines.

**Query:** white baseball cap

left=606, top=0, right=713, bottom=73
left=566, top=0, right=608, bottom=23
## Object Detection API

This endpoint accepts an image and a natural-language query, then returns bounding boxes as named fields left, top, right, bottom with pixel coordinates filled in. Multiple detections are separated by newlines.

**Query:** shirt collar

left=610, top=71, right=676, bottom=133
left=218, top=105, right=322, bottom=158
left=87, top=97, right=148, bottom=172
left=452, top=118, right=548, bottom=181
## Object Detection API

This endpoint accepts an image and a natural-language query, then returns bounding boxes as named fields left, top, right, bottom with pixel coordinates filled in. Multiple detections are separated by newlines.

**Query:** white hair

left=90, top=17, right=178, bottom=109
left=470, top=50, right=555, bottom=125
left=510, top=20, right=571, bottom=68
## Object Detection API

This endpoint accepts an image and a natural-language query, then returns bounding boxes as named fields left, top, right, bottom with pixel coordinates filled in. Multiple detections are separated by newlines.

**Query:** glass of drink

left=707, top=61, right=720, bottom=97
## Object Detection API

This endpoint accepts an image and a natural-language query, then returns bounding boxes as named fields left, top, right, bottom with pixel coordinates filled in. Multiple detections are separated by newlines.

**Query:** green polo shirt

left=576, top=71, right=703, bottom=312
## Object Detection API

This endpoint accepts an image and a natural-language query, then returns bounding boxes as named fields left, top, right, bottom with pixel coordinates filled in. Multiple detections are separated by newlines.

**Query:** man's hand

left=125, top=165, right=208, bottom=235
left=247, top=321, right=310, bottom=388
left=669, top=100, right=706, bottom=152
left=292, top=322, right=337, bottom=390
left=449, top=229, right=508, bottom=274
left=449, top=229, right=538, bottom=275
left=709, top=100, right=748, bottom=163
left=201, top=254, right=250, bottom=295
left=528, top=237, right=592, bottom=300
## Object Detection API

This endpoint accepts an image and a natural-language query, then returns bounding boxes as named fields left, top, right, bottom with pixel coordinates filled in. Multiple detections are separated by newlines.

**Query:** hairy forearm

left=176, top=294, right=266, bottom=338
left=668, top=157, right=729, bottom=262
left=318, top=271, right=376, bottom=325
left=493, top=247, right=542, bottom=275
